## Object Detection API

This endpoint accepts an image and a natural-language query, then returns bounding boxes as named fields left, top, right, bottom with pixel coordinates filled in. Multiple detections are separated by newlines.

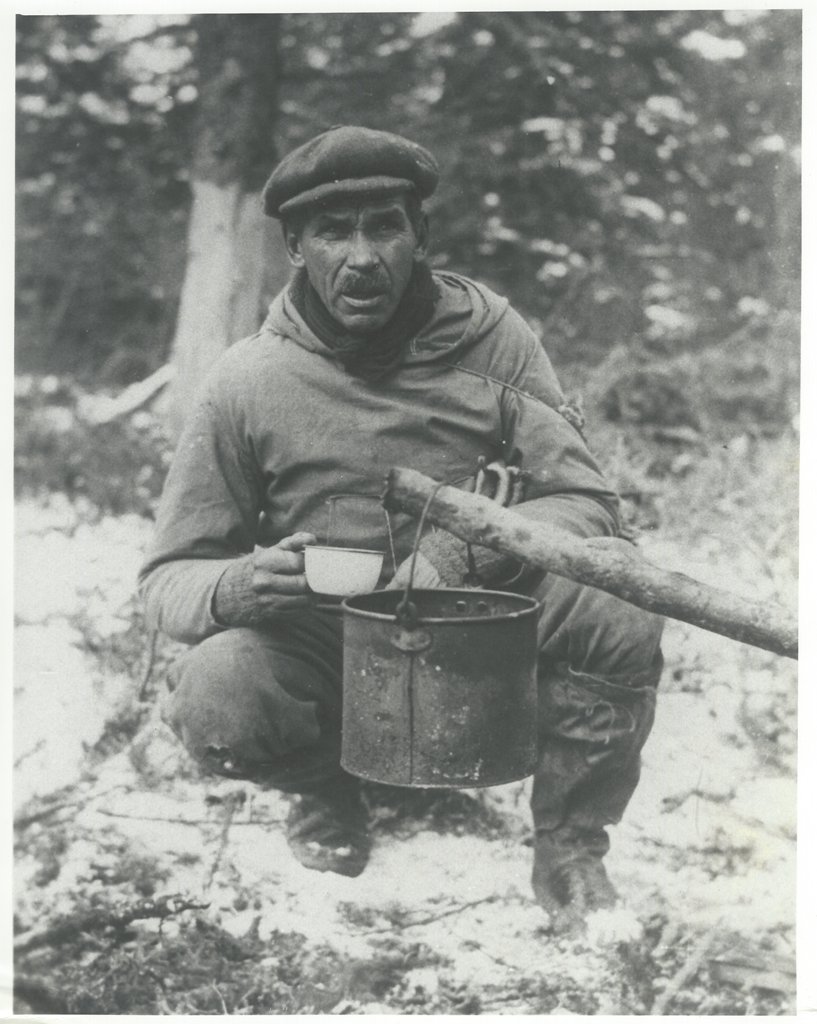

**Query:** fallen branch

left=14, top=738, right=45, bottom=770
left=14, top=782, right=129, bottom=832
left=13, top=797, right=74, bottom=832
left=444, top=931, right=520, bottom=972
left=94, top=807, right=281, bottom=826
left=138, top=628, right=160, bottom=701
left=362, top=895, right=500, bottom=934
left=14, top=893, right=209, bottom=955
left=205, top=790, right=246, bottom=891
left=651, top=926, right=718, bottom=1015
left=708, top=953, right=796, bottom=995
left=78, top=363, right=175, bottom=425
left=383, top=468, right=797, bottom=660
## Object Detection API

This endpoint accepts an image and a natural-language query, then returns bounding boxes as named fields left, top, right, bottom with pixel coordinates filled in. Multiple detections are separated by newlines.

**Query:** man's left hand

left=386, top=552, right=442, bottom=591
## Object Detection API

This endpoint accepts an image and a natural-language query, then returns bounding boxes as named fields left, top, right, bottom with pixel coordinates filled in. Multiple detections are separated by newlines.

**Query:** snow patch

left=681, top=30, right=747, bottom=61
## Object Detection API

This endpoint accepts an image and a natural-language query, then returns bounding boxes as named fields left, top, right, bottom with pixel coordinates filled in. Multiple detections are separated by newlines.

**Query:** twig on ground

left=14, top=801, right=74, bottom=831
left=708, top=953, right=796, bottom=995
left=14, top=893, right=209, bottom=955
left=14, top=783, right=129, bottom=832
left=138, top=628, right=160, bottom=701
left=157, top=995, right=175, bottom=1015
left=94, top=807, right=281, bottom=826
left=651, top=924, right=719, bottom=1015
left=452, top=933, right=519, bottom=971
left=362, top=895, right=501, bottom=934
left=14, top=739, right=46, bottom=770
left=205, top=790, right=245, bottom=890
left=212, top=983, right=229, bottom=1014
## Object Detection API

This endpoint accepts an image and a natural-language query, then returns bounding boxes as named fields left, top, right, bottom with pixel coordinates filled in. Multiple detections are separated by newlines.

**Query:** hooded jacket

left=139, top=271, right=619, bottom=643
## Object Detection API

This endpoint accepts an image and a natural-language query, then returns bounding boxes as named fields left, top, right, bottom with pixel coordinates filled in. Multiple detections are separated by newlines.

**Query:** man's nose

left=346, top=232, right=378, bottom=270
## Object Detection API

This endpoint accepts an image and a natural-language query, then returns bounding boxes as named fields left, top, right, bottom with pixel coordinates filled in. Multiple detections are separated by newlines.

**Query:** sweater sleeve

left=420, top=307, right=619, bottom=585
left=138, top=374, right=265, bottom=643
left=496, top=308, right=619, bottom=533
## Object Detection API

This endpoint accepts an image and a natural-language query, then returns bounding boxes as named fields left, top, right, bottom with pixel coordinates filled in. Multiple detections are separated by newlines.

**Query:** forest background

left=10, top=10, right=807, bottom=1016
left=15, top=10, right=801, bottom=435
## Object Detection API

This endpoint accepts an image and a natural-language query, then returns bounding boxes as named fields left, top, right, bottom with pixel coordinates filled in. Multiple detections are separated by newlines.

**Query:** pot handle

left=394, top=479, right=447, bottom=631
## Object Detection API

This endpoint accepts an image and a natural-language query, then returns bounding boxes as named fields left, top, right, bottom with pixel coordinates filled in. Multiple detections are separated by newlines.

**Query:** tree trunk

left=164, top=14, right=289, bottom=442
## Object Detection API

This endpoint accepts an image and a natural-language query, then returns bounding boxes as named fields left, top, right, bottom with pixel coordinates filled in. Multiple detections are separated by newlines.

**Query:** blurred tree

left=15, top=14, right=193, bottom=383
left=163, top=13, right=287, bottom=439
left=411, top=10, right=800, bottom=372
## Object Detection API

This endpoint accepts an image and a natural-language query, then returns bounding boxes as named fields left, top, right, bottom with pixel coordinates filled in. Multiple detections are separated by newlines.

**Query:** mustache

left=340, top=273, right=389, bottom=298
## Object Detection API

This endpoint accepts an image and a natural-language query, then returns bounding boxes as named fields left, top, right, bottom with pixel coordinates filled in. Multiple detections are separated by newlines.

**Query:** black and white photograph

left=11, top=7, right=804, bottom=1016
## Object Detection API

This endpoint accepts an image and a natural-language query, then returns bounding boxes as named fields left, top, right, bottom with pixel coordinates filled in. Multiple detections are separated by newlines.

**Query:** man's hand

left=387, top=551, right=442, bottom=591
left=250, top=532, right=317, bottom=614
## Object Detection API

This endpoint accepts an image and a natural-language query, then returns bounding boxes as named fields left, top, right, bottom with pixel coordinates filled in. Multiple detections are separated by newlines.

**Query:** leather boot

left=530, top=664, right=658, bottom=933
left=285, top=773, right=371, bottom=877
left=532, top=827, right=618, bottom=934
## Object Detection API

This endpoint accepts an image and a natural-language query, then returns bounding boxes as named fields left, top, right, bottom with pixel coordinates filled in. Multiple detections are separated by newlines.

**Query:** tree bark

left=383, top=467, right=798, bottom=660
left=165, top=14, right=289, bottom=441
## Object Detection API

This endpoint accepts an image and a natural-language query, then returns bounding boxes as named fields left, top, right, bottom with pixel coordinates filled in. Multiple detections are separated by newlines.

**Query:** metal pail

left=340, top=587, right=539, bottom=788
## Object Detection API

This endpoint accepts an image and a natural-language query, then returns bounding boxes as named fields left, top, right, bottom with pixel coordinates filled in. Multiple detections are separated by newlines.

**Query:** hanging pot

left=341, top=585, right=539, bottom=787
left=340, top=482, right=539, bottom=787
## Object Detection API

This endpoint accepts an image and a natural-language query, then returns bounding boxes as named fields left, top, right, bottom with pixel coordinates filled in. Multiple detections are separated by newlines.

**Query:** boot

left=532, top=827, right=618, bottom=934
left=531, top=665, right=658, bottom=932
left=285, top=775, right=371, bottom=877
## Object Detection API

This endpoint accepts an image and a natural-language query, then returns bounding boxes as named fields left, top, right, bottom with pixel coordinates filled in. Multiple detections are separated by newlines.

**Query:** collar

left=288, top=263, right=439, bottom=384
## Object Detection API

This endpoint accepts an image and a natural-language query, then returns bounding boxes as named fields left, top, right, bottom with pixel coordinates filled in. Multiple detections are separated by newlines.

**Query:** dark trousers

left=163, top=572, right=663, bottom=841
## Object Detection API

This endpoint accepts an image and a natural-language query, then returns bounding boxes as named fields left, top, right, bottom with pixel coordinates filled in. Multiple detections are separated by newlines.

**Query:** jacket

left=139, top=271, right=619, bottom=643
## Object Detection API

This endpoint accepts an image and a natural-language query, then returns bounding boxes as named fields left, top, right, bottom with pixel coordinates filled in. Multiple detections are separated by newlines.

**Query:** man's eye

left=372, top=219, right=402, bottom=235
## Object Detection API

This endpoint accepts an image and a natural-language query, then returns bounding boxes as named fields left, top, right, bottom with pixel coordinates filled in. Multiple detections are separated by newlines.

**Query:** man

left=140, top=125, right=663, bottom=934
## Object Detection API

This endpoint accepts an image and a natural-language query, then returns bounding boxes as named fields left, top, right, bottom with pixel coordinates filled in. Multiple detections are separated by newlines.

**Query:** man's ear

left=283, top=223, right=305, bottom=269
left=413, top=213, right=430, bottom=261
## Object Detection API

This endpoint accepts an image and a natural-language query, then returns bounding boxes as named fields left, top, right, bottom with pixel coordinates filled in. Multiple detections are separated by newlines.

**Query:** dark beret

left=263, top=125, right=439, bottom=219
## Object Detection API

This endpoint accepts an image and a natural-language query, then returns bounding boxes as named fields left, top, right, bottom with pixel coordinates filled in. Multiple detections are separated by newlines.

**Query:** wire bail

left=395, top=479, right=447, bottom=630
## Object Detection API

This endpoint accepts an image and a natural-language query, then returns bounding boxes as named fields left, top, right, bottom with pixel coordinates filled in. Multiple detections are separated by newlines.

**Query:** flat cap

left=263, top=125, right=439, bottom=219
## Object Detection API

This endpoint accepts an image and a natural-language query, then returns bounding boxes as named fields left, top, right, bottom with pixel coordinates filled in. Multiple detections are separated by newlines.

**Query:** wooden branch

left=651, top=926, right=718, bottom=1014
left=138, top=628, right=160, bottom=701
left=14, top=893, right=209, bottom=955
left=362, top=895, right=501, bottom=934
left=95, top=807, right=279, bottom=826
left=14, top=782, right=128, bottom=833
left=708, top=953, right=796, bottom=995
left=77, top=363, right=176, bottom=425
left=205, top=790, right=244, bottom=891
left=382, top=468, right=798, bottom=660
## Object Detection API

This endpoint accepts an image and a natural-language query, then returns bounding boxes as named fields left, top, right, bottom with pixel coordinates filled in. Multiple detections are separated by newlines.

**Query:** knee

left=570, top=589, right=664, bottom=679
left=538, top=578, right=664, bottom=681
left=163, top=628, right=322, bottom=773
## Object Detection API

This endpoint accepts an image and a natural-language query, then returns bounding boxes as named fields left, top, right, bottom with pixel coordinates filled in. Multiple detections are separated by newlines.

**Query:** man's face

left=284, top=195, right=428, bottom=335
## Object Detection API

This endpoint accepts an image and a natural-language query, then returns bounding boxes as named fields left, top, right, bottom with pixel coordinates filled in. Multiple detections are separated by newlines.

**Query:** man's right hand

left=249, top=532, right=317, bottom=616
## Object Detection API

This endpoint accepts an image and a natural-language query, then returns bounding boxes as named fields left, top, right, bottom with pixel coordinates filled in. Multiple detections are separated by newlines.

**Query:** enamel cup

left=304, top=544, right=385, bottom=597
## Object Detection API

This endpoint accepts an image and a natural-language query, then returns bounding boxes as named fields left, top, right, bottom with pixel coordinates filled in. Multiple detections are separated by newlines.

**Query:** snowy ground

left=13, top=467, right=798, bottom=1013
